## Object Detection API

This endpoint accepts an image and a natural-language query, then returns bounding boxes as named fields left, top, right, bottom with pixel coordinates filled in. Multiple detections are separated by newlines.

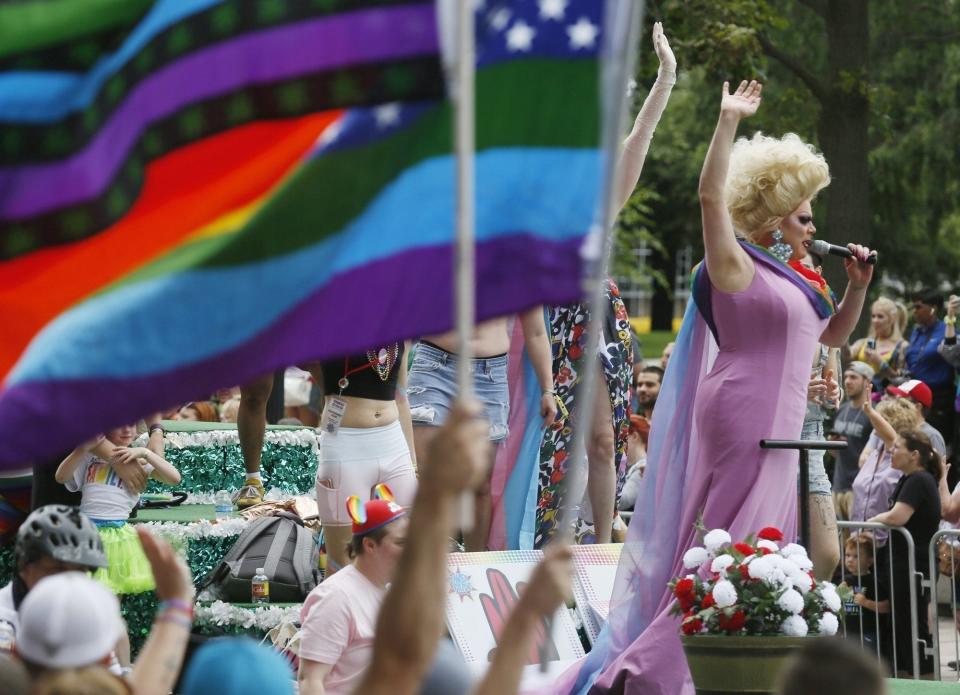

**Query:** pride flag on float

left=0, top=0, right=631, bottom=467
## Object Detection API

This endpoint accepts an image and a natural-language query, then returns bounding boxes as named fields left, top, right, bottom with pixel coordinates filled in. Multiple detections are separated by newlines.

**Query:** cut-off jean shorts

left=407, top=342, right=510, bottom=442
left=801, top=418, right=832, bottom=496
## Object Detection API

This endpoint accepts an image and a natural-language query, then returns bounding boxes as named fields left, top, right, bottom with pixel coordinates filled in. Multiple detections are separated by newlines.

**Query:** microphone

left=808, top=239, right=877, bottom=265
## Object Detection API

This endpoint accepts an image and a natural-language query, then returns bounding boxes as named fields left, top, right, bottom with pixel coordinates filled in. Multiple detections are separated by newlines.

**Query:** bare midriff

left=422, top=317, right=509, bottom=358
left=325, top=395, right=399, bottom=429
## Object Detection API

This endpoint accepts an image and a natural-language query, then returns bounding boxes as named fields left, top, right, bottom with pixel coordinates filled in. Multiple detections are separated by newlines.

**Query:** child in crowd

left=839, top=533, right=888, bottom=652
left=55, top=424, right=181, bottom=594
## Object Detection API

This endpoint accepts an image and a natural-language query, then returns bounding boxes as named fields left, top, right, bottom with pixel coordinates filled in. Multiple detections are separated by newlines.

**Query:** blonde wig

left=875, top=397, right=921, bottom=434
left=725, top=132, right=831, bottom=241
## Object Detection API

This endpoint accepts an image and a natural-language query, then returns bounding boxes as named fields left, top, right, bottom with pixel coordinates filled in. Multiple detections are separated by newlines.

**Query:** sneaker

left=233, top=478, right=265, bottom=509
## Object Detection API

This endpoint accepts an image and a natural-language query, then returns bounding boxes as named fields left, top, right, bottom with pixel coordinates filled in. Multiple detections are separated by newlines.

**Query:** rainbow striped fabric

left=0, top=0, right=628, bottom=467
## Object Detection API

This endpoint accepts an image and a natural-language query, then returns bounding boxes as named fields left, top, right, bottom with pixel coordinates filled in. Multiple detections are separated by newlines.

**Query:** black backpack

left=200, top=512, right=320, bottom=603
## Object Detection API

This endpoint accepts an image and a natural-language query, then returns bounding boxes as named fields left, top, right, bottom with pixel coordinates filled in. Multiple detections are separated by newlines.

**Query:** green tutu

left=94, top=524, right=155, bottom=594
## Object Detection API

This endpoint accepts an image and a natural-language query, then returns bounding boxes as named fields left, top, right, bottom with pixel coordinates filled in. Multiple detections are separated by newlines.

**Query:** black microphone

left=808, top=239, right=877, bottom=265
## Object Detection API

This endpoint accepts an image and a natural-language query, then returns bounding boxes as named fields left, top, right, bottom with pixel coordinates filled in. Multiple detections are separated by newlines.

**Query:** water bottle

left=251, top=567, right=270, bottom=604
left=214, top=490, right=232, bottom=517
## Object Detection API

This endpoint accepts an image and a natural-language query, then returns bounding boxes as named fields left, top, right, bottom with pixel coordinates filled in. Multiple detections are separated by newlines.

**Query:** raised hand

left=652, top=22, right=676, bottom=73
left=720, top=80, right=762, bottom=120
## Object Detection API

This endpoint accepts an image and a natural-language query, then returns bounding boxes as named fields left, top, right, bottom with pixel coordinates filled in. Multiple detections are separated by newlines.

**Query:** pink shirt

left=299, top=564, right=385, bottom=695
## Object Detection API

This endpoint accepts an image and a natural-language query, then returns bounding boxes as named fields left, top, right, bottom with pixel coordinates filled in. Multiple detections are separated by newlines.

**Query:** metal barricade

left=929, top=528, right=960, bottom=680
left=836, top=521, right=923, bottom=680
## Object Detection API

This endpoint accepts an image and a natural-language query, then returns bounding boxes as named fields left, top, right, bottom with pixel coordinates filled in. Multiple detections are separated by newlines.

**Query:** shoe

left=233, top=478, right=265, bottom=509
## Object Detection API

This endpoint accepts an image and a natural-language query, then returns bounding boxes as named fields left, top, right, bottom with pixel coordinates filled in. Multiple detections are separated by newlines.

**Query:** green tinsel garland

left=147, top=442, right=317, bottom=495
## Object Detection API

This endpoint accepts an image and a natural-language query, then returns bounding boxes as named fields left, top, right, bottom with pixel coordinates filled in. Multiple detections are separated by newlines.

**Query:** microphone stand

left=759, top=439, right=848, bottom=549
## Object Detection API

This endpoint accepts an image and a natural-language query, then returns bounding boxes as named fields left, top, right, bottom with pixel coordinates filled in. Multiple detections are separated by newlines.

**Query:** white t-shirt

left=299, top=564, right=385, bottom=695
left=65, top=453, right=152, bottom=521
left=0, top=582, right=17, bottom=637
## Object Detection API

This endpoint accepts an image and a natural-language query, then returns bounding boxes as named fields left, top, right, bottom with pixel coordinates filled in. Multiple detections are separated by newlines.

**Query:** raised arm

left=357, top=399, right=489, bottom=695
left=861, top=388, right=896, bottom=448
left=698, top=80, right=761, bottom=293
left=615, top=22, right=676, bottom=212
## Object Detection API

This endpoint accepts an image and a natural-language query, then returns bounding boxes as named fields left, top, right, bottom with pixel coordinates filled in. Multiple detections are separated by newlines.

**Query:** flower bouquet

left=672, top=527, right=843, bottom=694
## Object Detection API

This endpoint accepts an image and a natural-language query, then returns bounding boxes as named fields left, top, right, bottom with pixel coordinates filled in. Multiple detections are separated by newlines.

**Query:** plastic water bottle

left=251, top=567, right=270, bottom=604
left=214, top=490, right=232, bottom=517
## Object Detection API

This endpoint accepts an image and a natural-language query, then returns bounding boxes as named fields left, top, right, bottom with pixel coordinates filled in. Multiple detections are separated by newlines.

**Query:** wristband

left=159, top=599, right=194, bottom=617
left=542, top=389, right=556, bottom=396
left=156, top=611, right=193, bottom=629
left=148, top=423, right=165, bottom=435
left=945, top=316, right=957, bottom=326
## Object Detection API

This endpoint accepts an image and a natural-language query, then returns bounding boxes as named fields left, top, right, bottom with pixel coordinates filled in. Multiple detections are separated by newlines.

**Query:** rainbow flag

left=0, top=0, right=630, bottom=467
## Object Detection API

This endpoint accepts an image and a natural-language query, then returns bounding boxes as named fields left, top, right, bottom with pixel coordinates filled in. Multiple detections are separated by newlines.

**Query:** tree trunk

left=817, top=0, right=870, bottom=292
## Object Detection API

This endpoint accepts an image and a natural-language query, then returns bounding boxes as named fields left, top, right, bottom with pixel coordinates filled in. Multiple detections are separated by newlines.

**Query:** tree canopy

left=616, top=0, right=960, bottom=312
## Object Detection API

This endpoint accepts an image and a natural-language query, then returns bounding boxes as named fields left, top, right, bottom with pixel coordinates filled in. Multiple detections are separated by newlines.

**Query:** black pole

left=760, top=439, right=848, bottom=550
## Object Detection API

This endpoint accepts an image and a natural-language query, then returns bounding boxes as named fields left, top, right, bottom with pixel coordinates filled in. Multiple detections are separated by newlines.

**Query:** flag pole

left=454, top=0, right=476, bottom=530
left=539, top=0, right=644, bottom=670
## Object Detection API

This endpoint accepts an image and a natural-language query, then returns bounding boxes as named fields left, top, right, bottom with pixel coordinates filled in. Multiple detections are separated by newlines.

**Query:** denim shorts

left=407, top=342, right=509, bottom=441
left=801, top=418, right=832, bottom=496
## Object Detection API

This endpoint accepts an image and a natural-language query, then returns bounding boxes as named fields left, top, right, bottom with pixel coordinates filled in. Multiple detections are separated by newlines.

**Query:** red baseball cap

left=346, top=485, right=405, bottom=536
left=886, top=379, right=933, bottom=409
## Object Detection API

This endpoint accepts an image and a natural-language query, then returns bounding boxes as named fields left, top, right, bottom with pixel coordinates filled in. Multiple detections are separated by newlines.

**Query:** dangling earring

left=769, top=229, right=792, bottom=264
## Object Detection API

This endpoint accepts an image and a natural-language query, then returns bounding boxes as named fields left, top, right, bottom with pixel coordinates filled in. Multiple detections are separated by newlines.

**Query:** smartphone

left=866, top=338, right=876, bottom=350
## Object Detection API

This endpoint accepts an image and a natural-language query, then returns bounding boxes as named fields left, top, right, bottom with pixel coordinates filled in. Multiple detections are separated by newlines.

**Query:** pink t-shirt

left=299, top=564, right=385, bottom=695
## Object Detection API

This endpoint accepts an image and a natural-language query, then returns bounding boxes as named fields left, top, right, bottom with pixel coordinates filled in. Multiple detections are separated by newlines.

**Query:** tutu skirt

left=94, top=524, right=155, bottom=594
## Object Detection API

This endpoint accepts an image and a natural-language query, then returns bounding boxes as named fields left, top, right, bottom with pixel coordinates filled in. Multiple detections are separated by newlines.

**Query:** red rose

left=734, top=543, right=755, bottom=556
left=674, top=578, right=695, bottom=600
left=718, top=610, right=746, bottom=632
left=680, top=618, right=703, bottom=635
left=701, top=592, right=716, bottom=609
left=758, top=527, right=784, bottom=542
left=758, top=547, right=772, bottom=556
left=739, top=564, right=751, bottom=579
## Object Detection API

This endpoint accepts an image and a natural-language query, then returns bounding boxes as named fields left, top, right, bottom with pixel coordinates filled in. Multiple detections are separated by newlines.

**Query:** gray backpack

left=200, top=513, right=320, bottom=603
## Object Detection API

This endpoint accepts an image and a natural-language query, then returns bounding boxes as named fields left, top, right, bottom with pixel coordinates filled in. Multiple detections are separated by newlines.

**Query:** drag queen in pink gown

left=564, top=81, right=877, bottom=694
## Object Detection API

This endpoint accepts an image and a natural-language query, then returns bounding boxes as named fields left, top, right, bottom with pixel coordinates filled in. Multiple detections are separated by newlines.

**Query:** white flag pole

left=539, top=0, right=644, bottom=670
left=454, top=0, right=476, bottom=530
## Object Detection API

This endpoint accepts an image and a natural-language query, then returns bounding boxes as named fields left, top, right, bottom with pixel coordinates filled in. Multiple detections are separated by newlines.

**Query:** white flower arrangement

left=196, top=600, right=303, bottom=632
left=710, top=554, right=735, bottom=574
left=683, top=547, right=709, bottom=568
left=670, top=526, right=840, bottom=638
left=143, top=517, right=250, bottom=542
left=703, top=529, right=732, bottom=554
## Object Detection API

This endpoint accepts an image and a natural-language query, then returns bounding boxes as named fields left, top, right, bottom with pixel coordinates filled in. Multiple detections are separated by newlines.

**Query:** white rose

left=780, top=543, right=808, bottom=558
left=703, top=529, right=732, bottom=554
left=777, top=588, right=805, bottom=615
left=747, top=556, right=774, bottom=581
left=713, top=579, right=738, bottom=608
left=781, top=614, right=809, bottom=637
left=787, top=554, right=813, bottom=572
left=710, top=554, right=735, bottom=574
left=683, top=547, right=709, bottom=569
left=818, top=612, right=839, bottom=636
left=757, top=539, right=779, bottom=553
left=791, top=573, right=814, bottom=594
left=820, top=587, right=842, bottom=613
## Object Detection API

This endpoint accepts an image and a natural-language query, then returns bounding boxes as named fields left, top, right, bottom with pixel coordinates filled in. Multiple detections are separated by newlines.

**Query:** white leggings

left=315, top=420, right=417, bottom=525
